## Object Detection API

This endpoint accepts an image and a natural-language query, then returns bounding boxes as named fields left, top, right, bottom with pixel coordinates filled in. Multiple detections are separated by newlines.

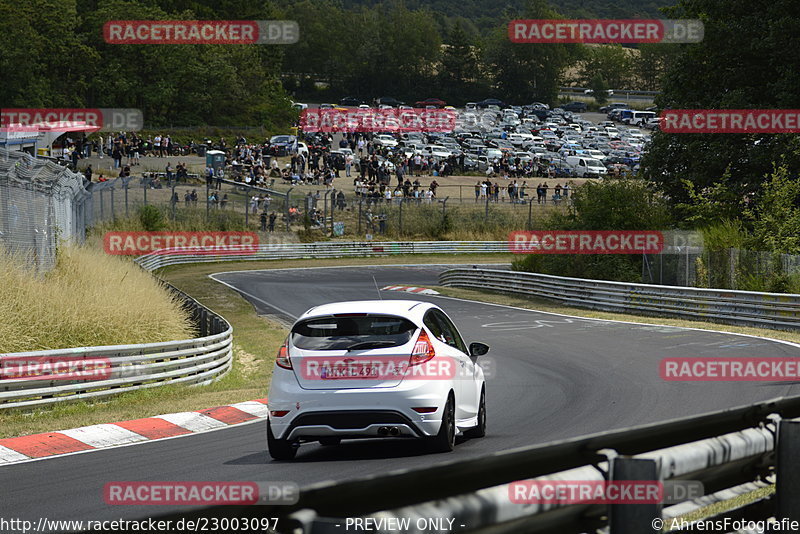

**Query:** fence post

left=245, top=186, right=250, bottom=227
left=99, top=188, right=105, bottom=220
left=776, top=419, right=800, bottom=521
left=358, top=198, right=363, bottom=234
left=285, top=187, right=294, bottom=232
left=399, top=197, right=403, bottom=236
left=608, top=457, right=661, bottom=534
left=527, top=198, right=533, bottom=230
left=323, top=189, right=336, bottom=237
left=143, top=180, right=148, bottom=206
left=124, top=182, right=129, bottom=217
left=205, top=179, right=210, bottom=220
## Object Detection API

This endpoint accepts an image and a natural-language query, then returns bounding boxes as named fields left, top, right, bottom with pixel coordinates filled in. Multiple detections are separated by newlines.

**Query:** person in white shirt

left=345, top=154, right=354, bottom=177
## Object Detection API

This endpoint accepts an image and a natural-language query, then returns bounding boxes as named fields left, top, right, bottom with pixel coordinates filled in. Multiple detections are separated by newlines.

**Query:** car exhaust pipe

left=389, top=427, right=400, bottom=436
left=378, top=426, right=389, bottom=435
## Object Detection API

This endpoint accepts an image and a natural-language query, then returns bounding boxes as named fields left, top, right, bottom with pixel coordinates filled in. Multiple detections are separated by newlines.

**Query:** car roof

left=297, top=300, right=436, bottom=323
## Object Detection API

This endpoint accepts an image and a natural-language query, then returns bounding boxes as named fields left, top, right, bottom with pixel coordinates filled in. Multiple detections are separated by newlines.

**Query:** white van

left=565, top=156, right=607, bottom=178
left=627, top=111, right=656, bottom=126
left=465, top=102, right=477, bottom=111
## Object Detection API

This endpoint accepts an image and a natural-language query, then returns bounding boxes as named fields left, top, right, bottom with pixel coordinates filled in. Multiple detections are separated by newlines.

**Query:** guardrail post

left=776, top=419, right=800, bottom=521
left=609, top=457, right=661, bottom=534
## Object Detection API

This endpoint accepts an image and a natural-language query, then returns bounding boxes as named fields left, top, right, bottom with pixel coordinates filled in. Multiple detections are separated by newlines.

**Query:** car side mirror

left=469, top=342, right=490, bottom=358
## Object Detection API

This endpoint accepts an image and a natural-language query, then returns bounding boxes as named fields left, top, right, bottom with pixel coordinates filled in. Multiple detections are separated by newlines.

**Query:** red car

left=414, top=98, right=446, bottom=108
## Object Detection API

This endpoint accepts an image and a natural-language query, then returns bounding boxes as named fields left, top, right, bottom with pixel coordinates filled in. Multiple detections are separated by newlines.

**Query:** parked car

left=268, top=135, right=296, bottom=156
left=644, top=117, right=662, bottom=130
left=476, top=98, right=507, bottom=109
left=565, top=155, right=607, bottom=178
left=600, top=102, right=629, bottom=114
left=561, top=101, right=587, bottom=113
left=339, top=96, right=364, bottom=106
left=373, top=134, right=399, bottom=148
left=374, top=96, right=405, bottom=107
left=415, top=98, right=446, bottom=108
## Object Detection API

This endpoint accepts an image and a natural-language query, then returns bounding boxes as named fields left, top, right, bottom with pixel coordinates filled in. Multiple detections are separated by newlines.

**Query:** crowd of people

left=472, top=180, right=573, bottom=204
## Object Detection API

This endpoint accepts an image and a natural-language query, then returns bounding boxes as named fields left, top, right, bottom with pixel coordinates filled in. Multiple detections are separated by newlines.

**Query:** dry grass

left=0, top=246, right=194, bottom=353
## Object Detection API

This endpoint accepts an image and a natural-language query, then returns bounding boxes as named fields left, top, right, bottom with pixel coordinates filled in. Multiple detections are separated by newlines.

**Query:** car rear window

left=291, top=315, right=418, bottom=351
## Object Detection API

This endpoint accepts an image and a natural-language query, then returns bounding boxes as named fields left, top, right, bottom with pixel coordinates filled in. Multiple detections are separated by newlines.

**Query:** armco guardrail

left=154, top=394, right=800, bottom=533
left=440, top=267, right=800, bottom=331
left=134, top=241, right=509, bottom=272
left=0, top=282, right=232, bottom=409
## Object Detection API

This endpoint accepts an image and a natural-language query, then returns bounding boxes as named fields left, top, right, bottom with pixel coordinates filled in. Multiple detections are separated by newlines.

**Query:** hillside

left=341, top=0, right=677, bottom=32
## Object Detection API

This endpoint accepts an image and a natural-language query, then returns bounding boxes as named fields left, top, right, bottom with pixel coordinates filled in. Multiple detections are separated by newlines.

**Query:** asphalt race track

left=4, top=264, right=800, bottom=529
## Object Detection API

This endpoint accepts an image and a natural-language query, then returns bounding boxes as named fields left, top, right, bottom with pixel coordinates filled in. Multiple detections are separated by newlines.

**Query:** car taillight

left=276, top=338, right=292, bottom=369
left=410, top=330, right=435, bottom=366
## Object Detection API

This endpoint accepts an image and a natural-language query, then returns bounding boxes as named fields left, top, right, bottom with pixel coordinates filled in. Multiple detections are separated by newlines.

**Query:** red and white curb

left=381, top=285, right=439, bottom=295
left=0, top=398, right=268, bottom=465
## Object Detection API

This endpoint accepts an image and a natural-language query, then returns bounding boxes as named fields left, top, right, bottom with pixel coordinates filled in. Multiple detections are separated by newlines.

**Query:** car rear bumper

left=283, top=410, right=422, bottom=440
left=267, top=369, right=449, bottom=440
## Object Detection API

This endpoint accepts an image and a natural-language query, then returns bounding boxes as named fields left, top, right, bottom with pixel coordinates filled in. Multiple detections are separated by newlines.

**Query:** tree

left=513, top=177, right=672, bottom=282
left=642, top=0, right=800, bottom=212
left=577, top=45, right=633, bottom=91
left=748, top=165, right=800, bottom=254
left=483, top=0, right=580, bottom=105
left=588, top=75, right=608, bottom=105
left=634, top=43, right=681, bottom=91
left=438, top=21, right=481, bottom=103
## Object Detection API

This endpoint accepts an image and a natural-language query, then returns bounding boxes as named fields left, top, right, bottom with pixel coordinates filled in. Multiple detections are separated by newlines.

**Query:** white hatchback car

left=267, top=300, right=489, bottom=460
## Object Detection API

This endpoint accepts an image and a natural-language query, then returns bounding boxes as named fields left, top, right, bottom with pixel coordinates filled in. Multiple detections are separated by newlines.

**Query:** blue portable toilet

left=206, top=150, right=226, bottom=171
